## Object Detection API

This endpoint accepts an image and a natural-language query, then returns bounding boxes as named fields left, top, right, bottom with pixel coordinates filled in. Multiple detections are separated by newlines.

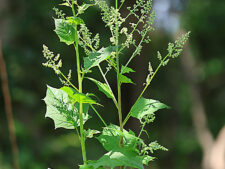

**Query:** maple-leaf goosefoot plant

left=42, top=0, right=190, bottom=168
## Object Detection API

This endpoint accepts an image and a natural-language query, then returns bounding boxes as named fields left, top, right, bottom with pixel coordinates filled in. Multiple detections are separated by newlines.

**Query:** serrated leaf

left=54, top=19, right=75, bottom=45
left=119, top=74, right=134, bottom=84
left=130, top=97, right=170, bottom=120
left=84, top=129, right=100, bottom=138
left=121, top=65, right=135, bottom=74
left=87, top=77, right=114, bottom=99
left=84, top=46, right=116, bottom=70
left=97, top=124, right=141, bottom=151
left=43, top=85, right=90, bottom=129
left=61, top=86, right=98, bottom=105
left=88, top=149, right=144, bottom=169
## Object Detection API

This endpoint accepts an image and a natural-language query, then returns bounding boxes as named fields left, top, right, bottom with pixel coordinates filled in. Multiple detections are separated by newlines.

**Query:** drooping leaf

left=130, top=97, right=170, bottom=121
left=54, top=19, right=76, bottom=45
left=121, top=65, right=135, bottom=74
left=84, top=129, right=100, bottom=138
left=88, top=149, right=144, bottom=169
left=87, top=77, right=114, bottom=99
left=43, top=85, right=90, bottom=129
left=119, top=74, right=134, bottom=84
left=61, top=86, right=98, bottom=105
left=84, top=46, right=116, bottom=70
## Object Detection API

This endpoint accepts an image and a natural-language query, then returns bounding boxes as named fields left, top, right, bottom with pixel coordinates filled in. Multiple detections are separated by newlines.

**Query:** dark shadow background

left=0, top=0, right=225, bottom=169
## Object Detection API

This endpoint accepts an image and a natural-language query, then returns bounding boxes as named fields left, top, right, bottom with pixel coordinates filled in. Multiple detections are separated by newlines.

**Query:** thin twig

left=0, top=40, right=20, bottom=169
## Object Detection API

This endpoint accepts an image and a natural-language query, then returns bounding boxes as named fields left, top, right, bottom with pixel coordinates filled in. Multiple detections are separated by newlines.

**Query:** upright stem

left=115, top=0, right=123, bottom=145
left=74, top=25, right=87, bottom=164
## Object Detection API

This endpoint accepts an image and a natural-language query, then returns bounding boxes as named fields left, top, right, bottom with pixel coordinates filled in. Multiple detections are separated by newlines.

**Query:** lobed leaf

left=43, top=85, right=90, bottom=129
left=130, top=97, right=170, bottom=121
left=84, top=46, right=116, bottom=70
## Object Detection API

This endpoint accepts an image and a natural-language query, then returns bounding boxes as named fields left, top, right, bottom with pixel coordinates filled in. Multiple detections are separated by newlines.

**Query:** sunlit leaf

left=88, top=149, right=144, bottom=169
left=87, top=77, right=114, bottom=99
left=43, top=85, right=90, bottom=129
left=54, top=19, right=75, bottom=45
left=67, top=16, right=84, bottom=26
left=97, top=124, right=141, bottom=151
left=84, top=46, right=116, bottom=70
left=84, top=129, right=100, bottom=138
left=61, top=86, right=98, bottom=105
left=130, top=97, right=170, bottom=120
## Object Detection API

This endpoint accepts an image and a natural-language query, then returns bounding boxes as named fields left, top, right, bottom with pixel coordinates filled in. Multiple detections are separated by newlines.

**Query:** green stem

left=98, top=65, right=118, bottom=108
left=137, top=123, right=146, bottom=139
left=123, top=55, right=169, bottom=126
left=74, top=25, right=87, bottom=164
left=90, top=105, right=107, bottom=127
left=115, top=0, right=124, bottom=146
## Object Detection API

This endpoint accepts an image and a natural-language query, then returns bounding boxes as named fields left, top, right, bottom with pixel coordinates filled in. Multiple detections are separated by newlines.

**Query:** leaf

left=97, top=124, right=141, bottom=151
left=130, top=97, right=170, bottom=121
left=61, top=86, right=98, bottom=105
left=54, top=19, right=76, bottom=45
left=121, top=65, right=135, bottom=74
left=78, top=4, right=93, bottom=14
left=59, top=2, right=70, bottom=7
left=84, top=129, right=100, bottom=138
left=43, top=85, right=90, bottom=129
left=79, top=165, right=104, bottom=169
left=119, top=74, right=134, bottom=84
left=87, top=77, right=114, bottom=99
left=84, top=46, right=116, bottom=70
left=67, top=16, right=84, bottom=26
left=88, top=149, right=144, bottom=169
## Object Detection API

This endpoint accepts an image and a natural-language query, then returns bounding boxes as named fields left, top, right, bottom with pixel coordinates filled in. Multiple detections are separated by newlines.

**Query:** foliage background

left=0, top=0, right=224, bottom=168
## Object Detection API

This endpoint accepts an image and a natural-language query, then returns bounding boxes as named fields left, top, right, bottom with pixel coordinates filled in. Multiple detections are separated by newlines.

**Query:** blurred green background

left=0, top=0, right=225, bottom=169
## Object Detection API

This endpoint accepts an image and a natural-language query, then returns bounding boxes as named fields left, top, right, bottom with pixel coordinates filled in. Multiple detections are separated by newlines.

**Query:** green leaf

left=54, top=19, right=76, bottom=45
left=67, top=16, right=84, bottom=26
left=79, top=165, right=104, bottom=169
left=119, top=74, right=134, bottom=84
left=142, top=155, right=155, bottom=165
left=78, top=4, right=93, bottom=14
left=87, top=77, right=114, bottom=99
left=84, top=46, right=116, bottom=70
left=88, top=149, right=144, bottom=169
left=130, top=97, right=170, bottom=121
left=61, top=86, right=98, bottom=105
left=121, top=65, right=135, bottom=74
left=84, top=129, right=100, bottom=138
left=97, top=124, right=141, bottom=151
left=43, top=85, right=90, bottom=129
left=59, top=2, right=70, bottom=7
